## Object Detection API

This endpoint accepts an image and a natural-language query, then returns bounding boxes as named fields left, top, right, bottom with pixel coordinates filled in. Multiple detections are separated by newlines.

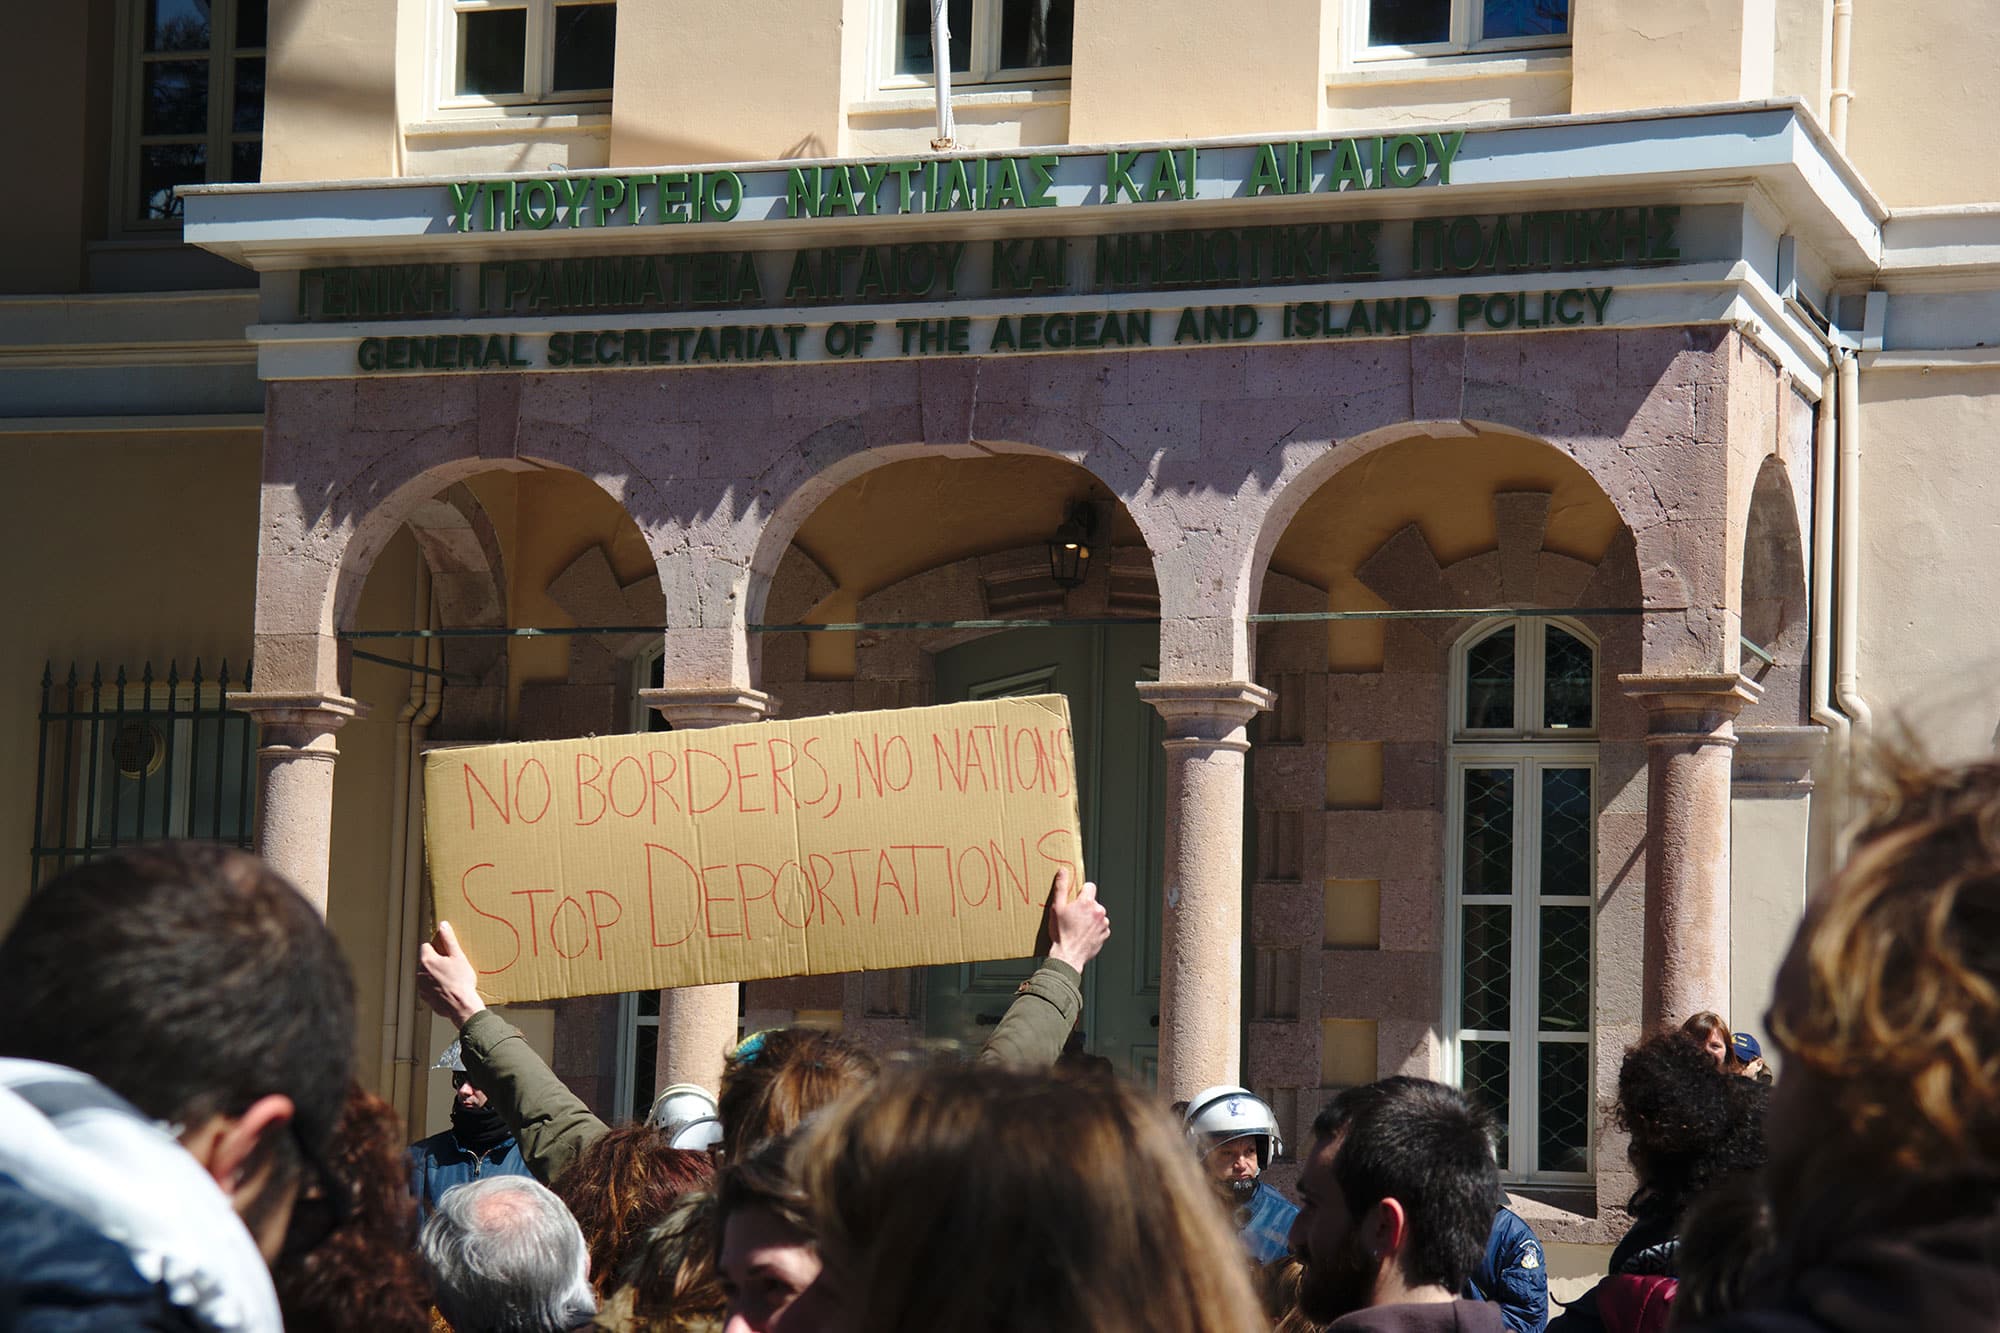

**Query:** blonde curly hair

left=1770, top=744, right=2000, bottom=1171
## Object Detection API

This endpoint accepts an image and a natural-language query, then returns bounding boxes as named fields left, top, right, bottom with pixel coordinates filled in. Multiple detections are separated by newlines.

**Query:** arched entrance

left=751, top=450, right=1166, bottom=1080
left=1253, top=426, right=1643, bottom=1190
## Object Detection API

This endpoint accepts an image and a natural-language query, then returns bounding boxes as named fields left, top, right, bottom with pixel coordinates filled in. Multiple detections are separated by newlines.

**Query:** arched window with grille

left=1446, top=617, right=1596, bottom=1182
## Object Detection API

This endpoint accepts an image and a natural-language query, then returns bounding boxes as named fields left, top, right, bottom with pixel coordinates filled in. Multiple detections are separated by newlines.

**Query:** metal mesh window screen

left=31, top=660, right=258, bottom=889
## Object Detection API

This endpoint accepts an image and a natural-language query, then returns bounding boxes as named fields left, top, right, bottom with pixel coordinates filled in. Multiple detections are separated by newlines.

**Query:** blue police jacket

left=1239, top=1178, right=1301, bottom=1265
left=1466, top=1206, right=1549, bottom=1333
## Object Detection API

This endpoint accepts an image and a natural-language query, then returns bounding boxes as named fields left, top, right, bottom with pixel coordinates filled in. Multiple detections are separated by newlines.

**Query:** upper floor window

left=442, top=0, right=616, bottom=111
left=886, top=0, right=1074, bottom=88
left=1446, top=618, right=1595, bottom=1184
left=121, top=0, right=266, bottom=228
left=1362, top=0, right=1568, bottom=58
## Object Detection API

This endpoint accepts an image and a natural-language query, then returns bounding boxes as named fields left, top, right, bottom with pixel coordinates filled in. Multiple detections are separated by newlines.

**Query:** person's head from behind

left=274, top=1083, right=433, bottom=1333
left=717, top=1028, right=878, bottom=1162
left=714, top=1134, right=825, bottom=1333
left=795, top=1063, right=1265, bottom=1333
left=553, top=1126, right=713, bottom=1298
left=1288, top=1077, right=1499, bottom=1324
left=421, top=1175, right=595, bottom=1333
left=618, top=1190, right=726, bottom=1333
left=1613, top=1032, right=1767, bottom=1222
left=0, top=842, right=356, bottom=1261
left=1764, top=747, right=2000, bottom=1239
left=1680, top=1011, right=1738, bottom=1071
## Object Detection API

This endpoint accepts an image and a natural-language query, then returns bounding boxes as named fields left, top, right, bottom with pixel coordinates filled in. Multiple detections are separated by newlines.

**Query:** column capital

left=1618, top=673, right=1761, bottom=740
left=228, top=691, right=365, bottom=749
left=1734, top=725, right=1827, bottom=796
left=1135, top=681, right=1275, bottom=751
left=640, top=684, right=775, bottom=730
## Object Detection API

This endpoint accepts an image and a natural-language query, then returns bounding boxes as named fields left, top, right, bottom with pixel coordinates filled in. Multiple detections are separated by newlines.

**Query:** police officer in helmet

left=1183, top=1085, right=1300, bottom=1265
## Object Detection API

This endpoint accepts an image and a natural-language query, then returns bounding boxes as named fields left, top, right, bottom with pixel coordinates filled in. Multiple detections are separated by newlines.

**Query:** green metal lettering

left=786, top=167, right=820, bottom=219
left=1331, top=139, right=1367, bottom=192
left=885, top=160, right=921, bottom=213
left=1106, top=150, right=1144, bottom=203
left=1385, top=135, right=1427, bottom=188
left=1427, top=131, right=1465, bottom=184
left=1026, top=154, right=1059, bottom=207
left=989, top=157, right=1028, bottom=209
left=658, top=172, right=690, bottom=222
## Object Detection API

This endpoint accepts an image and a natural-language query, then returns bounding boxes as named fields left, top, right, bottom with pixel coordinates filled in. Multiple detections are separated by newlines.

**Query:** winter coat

left=1548, top=1202, right=1679, bottom=1333
left=0, top=1059, right=284, bottom=1333
left=1466, top=1206, right=1550, bottom=1333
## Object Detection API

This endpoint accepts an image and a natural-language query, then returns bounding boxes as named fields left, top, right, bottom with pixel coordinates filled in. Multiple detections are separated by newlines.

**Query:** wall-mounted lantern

left=1048, top=501, right=1096, bottom=589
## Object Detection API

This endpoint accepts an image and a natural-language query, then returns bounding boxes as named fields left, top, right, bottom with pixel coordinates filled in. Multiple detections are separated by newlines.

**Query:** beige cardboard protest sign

left=422, top=695, right=1081, bottom=1004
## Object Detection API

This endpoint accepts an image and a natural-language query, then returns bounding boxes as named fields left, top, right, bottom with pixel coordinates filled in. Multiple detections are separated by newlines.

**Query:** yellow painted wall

left=610, top=0, right=848, bottom=167
left=1854, top=371, right=2000, bottom=759
left=0, top=430, right=261, bottom=936
left=263, top=0, right=400, bottom=181
left=1844, top=1, right=2000, bottom=207
left=1070, top=0, right=1331, bottom=143
left=1771, top=0, right=1832, bottom=125
left=1571, top=0, right=1775, bottom=115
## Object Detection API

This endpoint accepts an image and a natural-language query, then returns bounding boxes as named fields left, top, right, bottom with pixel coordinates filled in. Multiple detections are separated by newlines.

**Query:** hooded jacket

left=0, top=1060, right=283, bottom=1333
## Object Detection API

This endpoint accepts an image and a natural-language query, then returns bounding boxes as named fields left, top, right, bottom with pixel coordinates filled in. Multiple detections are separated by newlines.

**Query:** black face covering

left=451, top=1101, right=511, bottom=1155
left=1226, top=1174, right=1260, bottom=1207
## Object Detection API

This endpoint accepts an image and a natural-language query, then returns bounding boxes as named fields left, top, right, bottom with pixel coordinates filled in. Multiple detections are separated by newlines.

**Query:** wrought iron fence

left=31, top=660, right=258, bottom=890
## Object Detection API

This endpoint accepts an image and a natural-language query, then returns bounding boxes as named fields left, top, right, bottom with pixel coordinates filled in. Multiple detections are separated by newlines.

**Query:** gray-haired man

left=421, top=1175, right=597, bottom=1333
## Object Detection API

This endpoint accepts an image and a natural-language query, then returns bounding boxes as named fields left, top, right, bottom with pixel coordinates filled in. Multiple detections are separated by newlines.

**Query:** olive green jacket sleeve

left=460, top=1007, right=608, bottom=1185
left=976, top=958, right=1084, bottom=1070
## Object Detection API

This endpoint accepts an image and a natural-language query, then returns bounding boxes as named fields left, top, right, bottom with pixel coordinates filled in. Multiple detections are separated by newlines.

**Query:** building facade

left=9, top=0, right=2000, bottom=1251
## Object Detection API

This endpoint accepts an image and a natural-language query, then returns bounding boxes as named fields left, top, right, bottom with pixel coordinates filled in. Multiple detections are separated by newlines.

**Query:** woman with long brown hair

left=1682, top=747, right=2000, bottom=1332
left=794, top=1063, right=1268, bottom=1333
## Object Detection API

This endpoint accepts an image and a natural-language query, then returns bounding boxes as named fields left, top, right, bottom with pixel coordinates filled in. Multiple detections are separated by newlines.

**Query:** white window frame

left=434, top=0, right=615, bottom=116
left=111, top=0, right=266, bottom=234
left=1444, top=616, right=1597, bottom=1185
left=876, top=0, right=1073, bottom=93
left=1353, top=0, right=1570, bottom=63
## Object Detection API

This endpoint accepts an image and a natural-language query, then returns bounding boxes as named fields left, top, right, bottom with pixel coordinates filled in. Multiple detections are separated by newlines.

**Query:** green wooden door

left=928, top=624, right=1165, bottom=1083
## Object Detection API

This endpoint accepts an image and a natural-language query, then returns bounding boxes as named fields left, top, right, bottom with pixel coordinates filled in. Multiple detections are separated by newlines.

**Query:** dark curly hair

left=1614, top=1032, right=1768, bottom=1223
left=551, top=1126, right=714, bottom=1298
left=273, top=1084, right=434, bottom=1333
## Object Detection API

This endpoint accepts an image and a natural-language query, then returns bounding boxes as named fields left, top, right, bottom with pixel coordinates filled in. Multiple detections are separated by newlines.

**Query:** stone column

left=1135, top=680, right=1274, bottom=1103
left=1619, top=674, right=1761, bottom=1032
left=637, top=684, right=775, bottom=1097
left=227, top=691, right=364, bottom=915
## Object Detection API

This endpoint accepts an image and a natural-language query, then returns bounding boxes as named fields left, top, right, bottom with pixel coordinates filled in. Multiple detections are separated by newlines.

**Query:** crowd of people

left=1, top=744, right=1996, bottom=1331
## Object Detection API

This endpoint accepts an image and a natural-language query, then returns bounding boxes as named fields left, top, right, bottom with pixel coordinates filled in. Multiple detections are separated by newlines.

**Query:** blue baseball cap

left=1732, top=1031, right=1762, bottom=1063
